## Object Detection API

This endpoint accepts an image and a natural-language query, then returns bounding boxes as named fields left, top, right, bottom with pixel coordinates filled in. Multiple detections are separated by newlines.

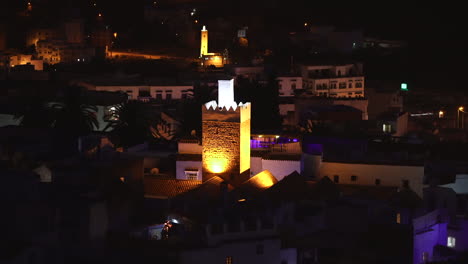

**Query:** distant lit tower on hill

left=202, top=79, right=251, bottom=186
left=200, top=25, right=208, bottom=57
left=199, top=26, right=227, bottom=68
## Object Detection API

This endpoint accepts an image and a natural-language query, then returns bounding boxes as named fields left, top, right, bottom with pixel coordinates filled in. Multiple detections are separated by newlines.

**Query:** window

left=291, top=83, right=296, bottom=90
left=156, top=93, right=162, bottom=100
left=185, top=170, right=198, bottom=180
left=355, top=82, right=362, bottom=88
left=351, top=175, right=357, bottom=182
left=339, top=82, right=347, bottom=89
left=383, top=124, right=392, bottom=133
left=396, top=213, right=401, bottom=224
left=256, top=244, right=264, bottom=255
left=226, top=256, right=233, bottom=264
left=447, top=236, right=456, bottom=248
left=337, top=70, right=341, bottom=76
left=375, top=179, right=381, bottom=185
left=166, top=92, right=172, bottom=100
left=333, top=175, right=339, bottom=183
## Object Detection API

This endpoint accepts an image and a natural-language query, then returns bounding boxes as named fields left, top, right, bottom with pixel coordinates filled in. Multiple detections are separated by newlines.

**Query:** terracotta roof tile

left=236, top=170, right=278, bottom=195
left=144, top=177, right=201, bottom=198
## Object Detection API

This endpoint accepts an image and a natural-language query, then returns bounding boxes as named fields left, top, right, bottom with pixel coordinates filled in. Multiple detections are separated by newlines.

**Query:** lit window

left=396, top=213, right=401, bottom=224
left=401, top=83, right=408, bottom=91
left=226, top=256, right=233, bottom=264
left=439, top=111, right=444, bottom=118
left=339, top=82, right=346, bottom=89
left=447, top=236, right=456, bottom=248
left=355, top=82, right=362, bottom=88
left=383, top=124, right=392, bottom=133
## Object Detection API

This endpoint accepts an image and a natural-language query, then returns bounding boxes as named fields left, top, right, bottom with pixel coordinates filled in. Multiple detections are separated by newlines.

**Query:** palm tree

left=14, top=97, right=55, bottom=128
left=52, top=86, right=98, bottom=136
left=48, top=86, right=98, bottom=155
left=103, top=100, right=153, bottom=148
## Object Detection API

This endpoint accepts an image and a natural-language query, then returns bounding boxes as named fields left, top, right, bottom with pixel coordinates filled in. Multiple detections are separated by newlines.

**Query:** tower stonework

left=200, top=25, right=208, bottom=57
left=202, top=80, right=251, bottom=186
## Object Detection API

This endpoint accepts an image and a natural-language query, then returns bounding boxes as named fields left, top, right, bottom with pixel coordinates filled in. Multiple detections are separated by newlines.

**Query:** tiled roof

left=144, top=177, right=201, bottom=198
left=174, top=176, right=234, bottom=201
left=235, top=170, right=278, bottom=196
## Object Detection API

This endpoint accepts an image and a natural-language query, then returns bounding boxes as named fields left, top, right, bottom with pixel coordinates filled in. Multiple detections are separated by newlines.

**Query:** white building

left=9, top=54, right=43, bottom=71
left=92, top=85, right=193, bottom=101
left=305, top=154, right=425, bottom=197
left=277, top=76, right=303, bottom=97
left=36, top=40, right=62, bottom=64
left=301, top=63, right=365, bottom=98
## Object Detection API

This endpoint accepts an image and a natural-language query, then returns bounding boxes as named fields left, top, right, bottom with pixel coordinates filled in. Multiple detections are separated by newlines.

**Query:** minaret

left=200, top=25, right=208, bottom=57
left=202, top=79, right=251, bottom=186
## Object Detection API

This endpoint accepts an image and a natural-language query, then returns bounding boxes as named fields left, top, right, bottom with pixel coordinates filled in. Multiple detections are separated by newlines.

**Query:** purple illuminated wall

left=303, top=143, right=323, bottom=155
left=413, top=222, right=447, bottom=264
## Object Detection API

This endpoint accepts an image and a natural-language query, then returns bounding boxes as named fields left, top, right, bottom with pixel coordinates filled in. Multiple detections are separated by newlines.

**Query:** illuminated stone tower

left=200, top=25, right=208, bottom=57
left=202, top=79, right=251, bottom=186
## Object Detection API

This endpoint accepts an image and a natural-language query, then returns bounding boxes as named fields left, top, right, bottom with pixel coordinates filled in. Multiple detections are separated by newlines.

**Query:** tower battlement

left=203, top=101, right=251, bottom=124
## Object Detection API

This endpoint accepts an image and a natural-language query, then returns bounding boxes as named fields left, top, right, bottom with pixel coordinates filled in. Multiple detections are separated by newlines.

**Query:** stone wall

left=202, top=121, right=242, bottom=183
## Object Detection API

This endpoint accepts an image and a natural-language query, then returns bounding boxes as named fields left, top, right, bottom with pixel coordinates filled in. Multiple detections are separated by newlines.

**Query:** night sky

left=1, top=1, right=466, bottom=90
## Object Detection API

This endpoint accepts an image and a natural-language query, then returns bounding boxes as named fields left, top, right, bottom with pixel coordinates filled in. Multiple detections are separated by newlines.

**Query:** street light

left=458, top=106, right=465, bottom=129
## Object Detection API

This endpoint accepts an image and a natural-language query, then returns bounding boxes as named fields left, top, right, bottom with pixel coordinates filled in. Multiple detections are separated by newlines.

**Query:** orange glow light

left=248, top=170, right=277, bottom=189
left=207, top=158, right=228, bottom=173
